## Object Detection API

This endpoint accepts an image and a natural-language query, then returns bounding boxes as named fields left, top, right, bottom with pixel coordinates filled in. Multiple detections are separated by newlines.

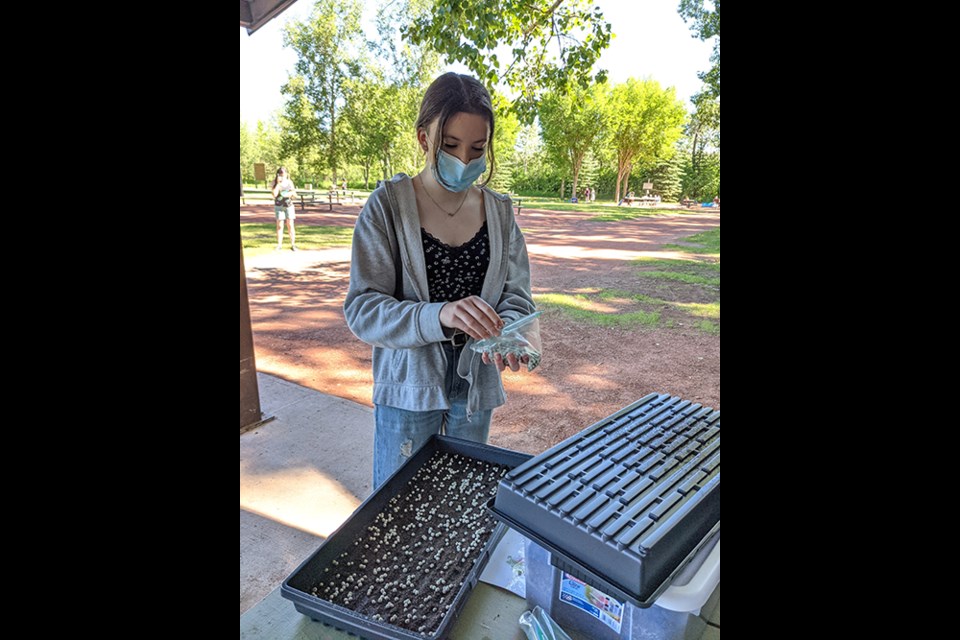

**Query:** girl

left=271, top=167, right=298, bottom=251
left=344, top=73, right=539, bottom=487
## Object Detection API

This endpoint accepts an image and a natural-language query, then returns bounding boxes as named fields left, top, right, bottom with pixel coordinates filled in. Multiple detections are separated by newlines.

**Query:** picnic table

left=508, top=194, right=523, bottom=215
left=297, top=190, right=362, bottom=212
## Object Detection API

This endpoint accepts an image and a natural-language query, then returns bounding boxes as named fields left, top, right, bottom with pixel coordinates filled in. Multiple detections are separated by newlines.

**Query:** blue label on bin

left=559, top=573, right=623, bottom=633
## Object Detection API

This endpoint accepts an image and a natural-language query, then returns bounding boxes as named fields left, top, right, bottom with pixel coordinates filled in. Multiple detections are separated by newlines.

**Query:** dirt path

left=242, top=203, right=720, bottom=453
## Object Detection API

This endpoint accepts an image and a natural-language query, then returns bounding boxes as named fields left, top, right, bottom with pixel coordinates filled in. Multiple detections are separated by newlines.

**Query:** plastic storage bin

left=524, top=531, right=719, bottom=640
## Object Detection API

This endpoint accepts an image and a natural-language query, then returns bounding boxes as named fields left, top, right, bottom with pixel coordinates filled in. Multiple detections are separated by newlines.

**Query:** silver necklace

left=417, top=175, right=469, bottom=217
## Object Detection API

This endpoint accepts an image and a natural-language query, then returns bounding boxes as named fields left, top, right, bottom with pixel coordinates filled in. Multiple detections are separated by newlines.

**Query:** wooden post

left=240, top=230, right=262, bottom=430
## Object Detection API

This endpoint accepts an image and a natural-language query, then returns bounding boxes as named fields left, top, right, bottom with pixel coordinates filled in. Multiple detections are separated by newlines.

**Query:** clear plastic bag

left=470, top=311, right=542, bottom=371
left=519, top=605, right=573, bottom=640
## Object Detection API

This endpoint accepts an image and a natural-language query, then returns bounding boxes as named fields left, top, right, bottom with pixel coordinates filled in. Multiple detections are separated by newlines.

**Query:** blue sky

left=240, top=0, right=715, bottom=124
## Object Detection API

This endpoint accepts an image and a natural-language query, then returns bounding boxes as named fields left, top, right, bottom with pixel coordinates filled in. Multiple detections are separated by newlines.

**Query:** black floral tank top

left=421, top=222, right=490, bottom=302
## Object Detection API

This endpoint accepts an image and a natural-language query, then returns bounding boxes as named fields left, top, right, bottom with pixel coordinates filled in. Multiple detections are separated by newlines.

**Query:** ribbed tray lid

left=490, top=393, right=720, bottom=607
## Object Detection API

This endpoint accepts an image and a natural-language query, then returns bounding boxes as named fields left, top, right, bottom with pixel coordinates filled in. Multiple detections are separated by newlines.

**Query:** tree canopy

left=539, top=82, right=604, bottom=198
left=241, top=1, right=718, bottom=200
left=678, top=0, right=720, bottom=98
left=404, top=0, right=612, bottom=123
left=606, top=79, right=686, bottom=202
left=282, top=0, right=365, bottom=182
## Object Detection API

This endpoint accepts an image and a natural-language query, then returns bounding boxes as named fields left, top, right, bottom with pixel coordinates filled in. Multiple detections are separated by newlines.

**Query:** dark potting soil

left=310, top=452, right=508, bottom=636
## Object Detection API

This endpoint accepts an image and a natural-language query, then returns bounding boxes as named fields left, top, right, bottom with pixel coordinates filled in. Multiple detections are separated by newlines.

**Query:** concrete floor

left=240, top=373, right=374, bottom=614
left=240, top=372, right=719, bottom=638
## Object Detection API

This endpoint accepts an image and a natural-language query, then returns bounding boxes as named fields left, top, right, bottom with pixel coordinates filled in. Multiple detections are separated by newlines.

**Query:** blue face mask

left=432, top=149, right=487, bottom=192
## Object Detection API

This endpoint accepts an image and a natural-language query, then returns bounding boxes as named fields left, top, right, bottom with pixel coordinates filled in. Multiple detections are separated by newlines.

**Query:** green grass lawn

left=535, top=292, right=662, bottom=327
left=588, top=208, right=680, bottom=221
left=240, top=223, right=353, bottom=257
left=536, top=227, right=720, bottom=334
left=515, top=196, right=681, bottom=216
left=664, top=228, right=720, bottom=255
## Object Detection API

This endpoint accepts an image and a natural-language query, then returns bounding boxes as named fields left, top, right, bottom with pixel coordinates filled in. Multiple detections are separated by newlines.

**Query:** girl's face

left=421, top=112, right=489, bottom=166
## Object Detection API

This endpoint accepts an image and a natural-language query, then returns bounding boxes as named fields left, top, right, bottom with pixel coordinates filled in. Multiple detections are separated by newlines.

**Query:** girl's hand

left=481, top=351, right=522, bottom=372
left=440, top=296, right=503, bottom=341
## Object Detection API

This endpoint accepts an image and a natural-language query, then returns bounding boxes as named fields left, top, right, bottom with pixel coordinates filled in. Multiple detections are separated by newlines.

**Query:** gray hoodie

left=343, top=173, right=537, bottom=417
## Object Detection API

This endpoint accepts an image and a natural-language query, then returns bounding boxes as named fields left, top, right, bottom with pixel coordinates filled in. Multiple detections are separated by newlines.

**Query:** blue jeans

left=373, top=343, right=493, bottom=489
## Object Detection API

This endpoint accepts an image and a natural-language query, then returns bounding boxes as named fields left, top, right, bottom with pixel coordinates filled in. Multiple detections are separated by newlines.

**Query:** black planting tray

left=489, top=393, right=720, bottom=607
left=281, top=435, right=533, bottom=640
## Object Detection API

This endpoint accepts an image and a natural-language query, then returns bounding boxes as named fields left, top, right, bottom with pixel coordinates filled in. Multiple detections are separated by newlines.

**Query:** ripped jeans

left=372, top=343, right=493, bottom=489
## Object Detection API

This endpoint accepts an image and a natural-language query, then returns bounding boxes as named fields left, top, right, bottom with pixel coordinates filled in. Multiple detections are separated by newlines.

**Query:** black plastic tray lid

left=489, top=393, right=720, bottom=607
left=281, top=435, right=533, bottom=640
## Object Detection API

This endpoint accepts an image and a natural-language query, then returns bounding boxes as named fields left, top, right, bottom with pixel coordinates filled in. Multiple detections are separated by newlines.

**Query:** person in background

left=271, top=167, right=297, bottom=251
left=344, top=72, right=540, bottom=488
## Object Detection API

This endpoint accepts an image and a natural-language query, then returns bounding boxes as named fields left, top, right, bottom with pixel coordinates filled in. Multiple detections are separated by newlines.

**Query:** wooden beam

left=240, top=229, right=262, bottom=430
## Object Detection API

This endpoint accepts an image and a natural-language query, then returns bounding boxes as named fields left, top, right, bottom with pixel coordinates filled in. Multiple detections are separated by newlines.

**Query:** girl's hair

left=415, top=73, right=496, bottom=187
left=272, top=166, right=288, bottom=188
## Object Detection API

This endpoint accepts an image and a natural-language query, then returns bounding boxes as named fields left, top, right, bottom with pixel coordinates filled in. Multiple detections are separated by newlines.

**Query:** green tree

left=648, top=151, right=683, bottom=202
left=539, top=83, right=604, bottom=199
left=343, top=78, right=422, bottom=184
left=678, top=0, right=720, bottom=98
left=514, top=123, right=543, bottom=175
left=510, top=125, right=562, bottom=196
left=680, top=146, right=719, bottom=200
left=240, top=120, right=256, bottom=183
left=337, top=1, right=441, bottom=187
left=684, top=92, right=719, bottom=199
left=578, top=149, right=601, bottom=198
left=404, top=0, right=612, bottom=122
left=605, top=79, right=686, bottom=203
left=283, top=0, right=364, bottom=185
left=371, top=0, right=440, bottom=86
left=254, top=119, right=283, bottom=181
left=241, top=119, right=284, bottom=184
left=279, top=75, right=324, bottom=185
left=489, top=102, right=521, bottom=193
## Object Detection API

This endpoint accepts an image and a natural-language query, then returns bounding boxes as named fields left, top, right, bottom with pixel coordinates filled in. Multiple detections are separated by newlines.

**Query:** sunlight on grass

left=517, top=196, right=693, bottom=216
left=535, top=293, right=660, bottom=327
left=535, top=287, right=718, bottom=333
left=664, top=228, right=720, bottom=254
left=633, top=238, right=721, bottom=291
left=535, top=293, right=621, bottom=313
left=537, top=226, right=722, bottom=335
left=633, top=257, right=720, bottom=272
left=241, top=223, right=353, bottom=256
left=588, top=208, right=676, bottom=221
left=643, top=271, right=721, bottom=287
left=676, top=302, right=720, bottom=319
left=520, top=198, right=616, bottom=214
left=596, top=289, right=663, bottom=305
